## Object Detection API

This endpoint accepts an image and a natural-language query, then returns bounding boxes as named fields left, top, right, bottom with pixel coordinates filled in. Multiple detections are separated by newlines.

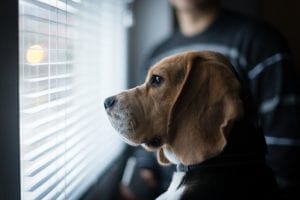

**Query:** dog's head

left=105, top=51, right=243, bottom=165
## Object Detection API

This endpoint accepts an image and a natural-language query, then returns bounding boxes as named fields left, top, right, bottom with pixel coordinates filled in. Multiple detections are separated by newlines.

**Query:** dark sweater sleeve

left=244, top=24, right=300, bottom=188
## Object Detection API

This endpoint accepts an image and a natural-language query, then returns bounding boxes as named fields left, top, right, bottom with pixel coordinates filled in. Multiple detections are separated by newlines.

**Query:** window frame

left=0, top=0, right=21, bottom=199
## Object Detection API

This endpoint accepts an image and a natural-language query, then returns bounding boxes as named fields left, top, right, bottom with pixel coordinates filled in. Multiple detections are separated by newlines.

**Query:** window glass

left=19, top=0, right=127, bottom=199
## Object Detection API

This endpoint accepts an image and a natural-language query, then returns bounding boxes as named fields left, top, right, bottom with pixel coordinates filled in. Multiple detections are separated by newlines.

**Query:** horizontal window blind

left=19, top=0, right=127, bottom=199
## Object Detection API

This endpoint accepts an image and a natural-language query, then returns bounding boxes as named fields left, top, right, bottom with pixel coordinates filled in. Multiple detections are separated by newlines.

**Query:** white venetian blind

left=19, top=0, right=128, bottom=199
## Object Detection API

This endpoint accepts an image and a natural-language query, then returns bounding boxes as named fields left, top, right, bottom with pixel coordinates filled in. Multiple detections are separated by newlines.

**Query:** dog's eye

left=145, top=137, right=162, bottom=148
left=150, top=75, right=163, bottom=87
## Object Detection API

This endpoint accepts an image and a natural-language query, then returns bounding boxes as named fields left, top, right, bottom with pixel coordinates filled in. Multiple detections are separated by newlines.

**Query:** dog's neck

left=163, top=146, right=181, bottom=165
left=163, top=117, right=267, bottom=171
left=176, top=152, right=266, bottom=173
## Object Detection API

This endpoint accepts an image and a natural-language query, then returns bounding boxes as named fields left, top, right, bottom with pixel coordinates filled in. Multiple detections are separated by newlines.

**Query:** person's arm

left=119, top=148, right=161, bottom=200
left=245, top=25, right=300, bottom=197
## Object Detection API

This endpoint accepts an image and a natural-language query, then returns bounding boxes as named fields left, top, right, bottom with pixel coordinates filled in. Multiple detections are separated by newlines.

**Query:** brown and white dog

left=104, top=51, right=280, bottom=200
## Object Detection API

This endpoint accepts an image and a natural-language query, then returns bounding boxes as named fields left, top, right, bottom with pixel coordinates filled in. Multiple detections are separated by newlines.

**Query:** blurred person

left=120, top=0, right=300, bottom=199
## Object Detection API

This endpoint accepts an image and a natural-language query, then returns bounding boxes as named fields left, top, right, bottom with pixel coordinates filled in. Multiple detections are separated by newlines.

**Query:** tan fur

left=106, top=51, right=243, bottom=165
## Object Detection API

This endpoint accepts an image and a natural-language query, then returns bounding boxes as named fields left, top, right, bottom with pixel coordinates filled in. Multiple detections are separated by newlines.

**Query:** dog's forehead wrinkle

left=174, top=66, right=185, bottom=85
left=150, top=65, right=168, bottom=76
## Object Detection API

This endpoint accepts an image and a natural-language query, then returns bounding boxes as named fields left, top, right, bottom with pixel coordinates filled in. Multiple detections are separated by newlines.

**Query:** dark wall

left=261, top=0, right=300, bottom=73
left=222, top=0, right=261, bottom=17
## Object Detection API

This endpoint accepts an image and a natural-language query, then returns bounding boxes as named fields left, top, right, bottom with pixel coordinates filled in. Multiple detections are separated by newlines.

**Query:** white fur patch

left=156, top=172, right=186, bottom=200
left=163, top=147, right=180, bottom=165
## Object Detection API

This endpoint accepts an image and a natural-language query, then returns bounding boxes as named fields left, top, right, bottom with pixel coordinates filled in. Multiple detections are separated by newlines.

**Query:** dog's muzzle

left=104, top=95, right=139, bottom=146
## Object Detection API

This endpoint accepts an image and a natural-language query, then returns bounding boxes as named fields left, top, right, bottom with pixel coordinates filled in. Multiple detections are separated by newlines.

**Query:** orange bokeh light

left=26, top=44, right=45, bottom=64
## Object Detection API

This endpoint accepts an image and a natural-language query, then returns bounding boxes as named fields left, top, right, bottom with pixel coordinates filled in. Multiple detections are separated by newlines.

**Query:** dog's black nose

left=104, top=96, right=116, bottom=109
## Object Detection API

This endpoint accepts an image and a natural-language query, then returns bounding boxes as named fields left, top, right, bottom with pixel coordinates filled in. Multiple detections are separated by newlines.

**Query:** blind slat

left=23, top=95, right=73, bottom=114
left=27, top=134, right=97, bottom=195
left=24, top=0, right=78, bottom=14
left=23, top=85, right=73, bottom=98
left=23, top=30, right=77, bottom=40
left=24, top=115, right=97, bottom=161
left=25, top=61, right=73, bottom=67
left=26, top=128, right=95, bottom=188
left=24, top=110, right=94, bottom=145
left=24, top=73, right=73, bottom=83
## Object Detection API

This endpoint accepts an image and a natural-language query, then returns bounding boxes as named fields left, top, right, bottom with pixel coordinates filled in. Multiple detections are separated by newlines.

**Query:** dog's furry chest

left=156, top=172, right=186, bottom=200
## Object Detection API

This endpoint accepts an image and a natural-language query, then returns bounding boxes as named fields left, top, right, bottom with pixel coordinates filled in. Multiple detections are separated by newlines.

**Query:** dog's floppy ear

left=167, top=52, right=243, bottom=165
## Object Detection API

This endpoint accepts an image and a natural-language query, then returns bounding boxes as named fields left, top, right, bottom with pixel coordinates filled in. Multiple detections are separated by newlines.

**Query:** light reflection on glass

left=26, top=44, right=45, bottom=64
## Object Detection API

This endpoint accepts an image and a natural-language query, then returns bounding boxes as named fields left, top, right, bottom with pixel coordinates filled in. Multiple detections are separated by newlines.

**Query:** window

left=19, top=0, right=127, bottom=199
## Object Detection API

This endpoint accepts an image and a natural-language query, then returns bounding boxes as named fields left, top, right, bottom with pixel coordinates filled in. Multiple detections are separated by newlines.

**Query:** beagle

left=105, top=51, right=280, bottom=200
